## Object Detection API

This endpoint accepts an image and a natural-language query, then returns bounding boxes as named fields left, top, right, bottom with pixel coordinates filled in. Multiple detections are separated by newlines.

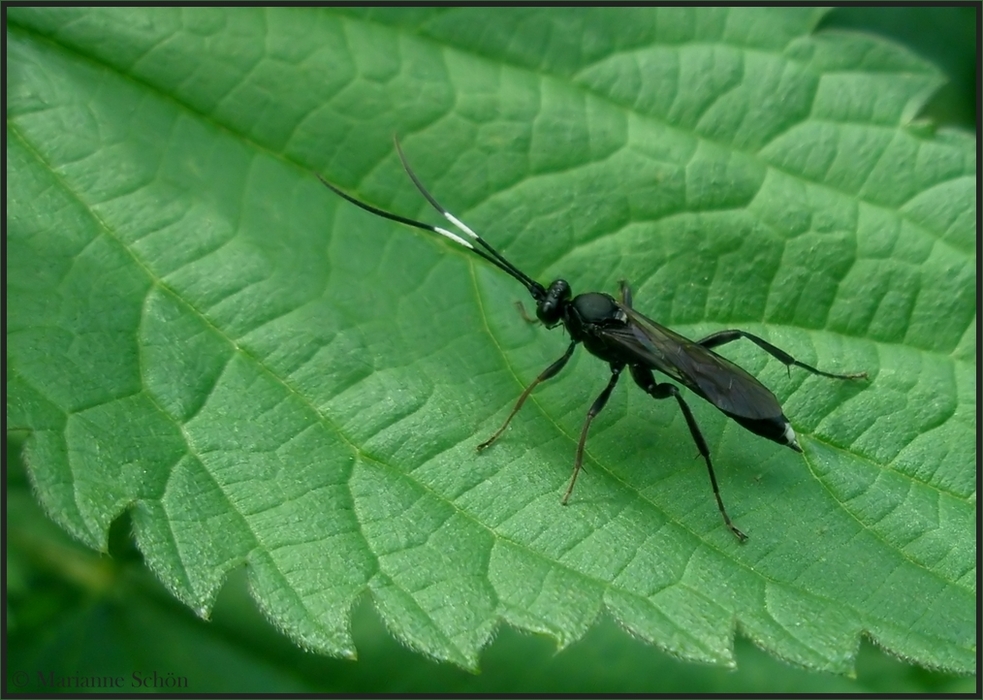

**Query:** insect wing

left=613, top=306, right=784, bottom=420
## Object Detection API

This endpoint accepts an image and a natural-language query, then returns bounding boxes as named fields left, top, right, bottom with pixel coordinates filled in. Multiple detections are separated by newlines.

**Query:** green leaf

left=7, top=6, right=975, bottom=678
left=7, top=435, right=972, bottom=694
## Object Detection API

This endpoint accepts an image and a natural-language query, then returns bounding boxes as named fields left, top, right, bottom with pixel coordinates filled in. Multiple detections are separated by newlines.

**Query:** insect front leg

left=477, top=340, right=578, bottom=451
left=695, top=330, right=867, bottom=381
left=562, top=363, right=625, bottom=505
left=628, top=365, right=748, bottom=542
left=513, top=300, right=539, bottom=324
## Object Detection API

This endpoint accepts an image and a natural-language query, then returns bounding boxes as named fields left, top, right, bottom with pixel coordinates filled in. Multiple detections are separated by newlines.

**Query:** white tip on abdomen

left=783, top=422, right=802, bottom=452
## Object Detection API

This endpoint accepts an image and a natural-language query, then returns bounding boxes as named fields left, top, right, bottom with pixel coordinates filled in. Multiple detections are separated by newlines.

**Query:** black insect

left=318, top=138, right=867, bottom=541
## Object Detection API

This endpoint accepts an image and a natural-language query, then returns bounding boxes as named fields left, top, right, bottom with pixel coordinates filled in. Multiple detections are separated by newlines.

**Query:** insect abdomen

left=725, top=411, right=801, bottom=452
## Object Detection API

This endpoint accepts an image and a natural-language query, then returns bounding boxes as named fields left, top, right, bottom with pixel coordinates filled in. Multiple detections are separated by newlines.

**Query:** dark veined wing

left=607, top=305, right=784, bottom=420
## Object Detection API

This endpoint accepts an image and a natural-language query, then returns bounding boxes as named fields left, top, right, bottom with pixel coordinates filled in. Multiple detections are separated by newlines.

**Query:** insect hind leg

left=695, top=330, right=867, bottom=381
left=628, top=365, right=748, bottom=542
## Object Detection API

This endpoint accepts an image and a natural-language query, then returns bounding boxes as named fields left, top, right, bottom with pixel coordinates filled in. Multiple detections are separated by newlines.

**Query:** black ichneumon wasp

left=318, top=137, right=867, bottom=541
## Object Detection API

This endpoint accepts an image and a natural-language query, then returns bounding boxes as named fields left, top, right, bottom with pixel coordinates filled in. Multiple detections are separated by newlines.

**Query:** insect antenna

left=392, top=136, right=545, bottom=299
left=316, top=149, right=545, bottom=301
left=316, top=174, right=523, bottom=285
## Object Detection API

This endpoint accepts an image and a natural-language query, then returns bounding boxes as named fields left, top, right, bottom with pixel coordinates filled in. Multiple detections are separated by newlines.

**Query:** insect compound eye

left=537, top=279, right=571, bottom=326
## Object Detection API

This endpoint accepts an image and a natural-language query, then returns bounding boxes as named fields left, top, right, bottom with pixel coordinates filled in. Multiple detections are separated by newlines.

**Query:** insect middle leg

left=477, top=340, right=578, bottom=451
left=561, top=363, right=625, bottom=505
left=695, top=330, right=866, bottom=381
left=628, top=365, right=748, bottom=542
